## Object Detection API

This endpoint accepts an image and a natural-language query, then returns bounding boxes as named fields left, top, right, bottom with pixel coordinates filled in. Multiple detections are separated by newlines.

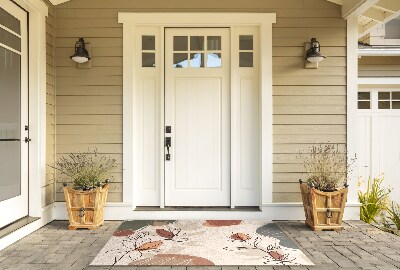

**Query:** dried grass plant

left=299, top=144, right=356, bottom=191
left=50, top=148, right=117, bottom=189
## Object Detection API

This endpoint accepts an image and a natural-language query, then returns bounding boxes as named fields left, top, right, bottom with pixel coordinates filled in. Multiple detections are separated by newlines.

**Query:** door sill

left=0, top=216, right=40, bottom=240
left=135, top=206, right=261, bottom=212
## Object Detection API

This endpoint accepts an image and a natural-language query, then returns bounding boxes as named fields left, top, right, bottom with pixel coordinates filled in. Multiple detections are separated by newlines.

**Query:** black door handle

left=165, top=137, right=171, bottom=161
left=0, top=139, right=20, bottom=141
left=24, top=137, right=31, bottom=143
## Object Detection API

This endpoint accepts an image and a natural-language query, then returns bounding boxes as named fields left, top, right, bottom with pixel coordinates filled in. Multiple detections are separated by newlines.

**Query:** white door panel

left=165, top=28, right=230, bottom=206
left=378, top=117, right=400, bottom=201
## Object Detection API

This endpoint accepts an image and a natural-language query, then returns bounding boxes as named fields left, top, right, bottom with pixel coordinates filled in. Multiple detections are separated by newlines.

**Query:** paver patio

left=0, top=220, right=399, bottom=270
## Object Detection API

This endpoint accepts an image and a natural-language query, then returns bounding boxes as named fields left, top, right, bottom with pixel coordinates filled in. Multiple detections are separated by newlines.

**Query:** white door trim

left=119, top=13, right=276, bottom=210
left=12, top=0, right=48, bottom=217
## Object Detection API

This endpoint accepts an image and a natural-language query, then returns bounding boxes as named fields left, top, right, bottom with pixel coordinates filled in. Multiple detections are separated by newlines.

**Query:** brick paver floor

left=0, top=220, right=399, bottom=270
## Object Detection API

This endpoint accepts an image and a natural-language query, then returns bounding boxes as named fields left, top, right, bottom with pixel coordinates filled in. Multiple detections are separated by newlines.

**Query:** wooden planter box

left=300, top=183, right=348, bottom=231
left=63, top=184, right=109, bottom=230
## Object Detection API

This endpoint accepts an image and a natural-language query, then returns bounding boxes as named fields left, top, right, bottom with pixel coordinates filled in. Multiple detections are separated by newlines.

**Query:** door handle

left=24, top=137, right=31, bottom=143
left=0, top=139, right=20, bottom=142
left=165, top=137, right=171, bottom=161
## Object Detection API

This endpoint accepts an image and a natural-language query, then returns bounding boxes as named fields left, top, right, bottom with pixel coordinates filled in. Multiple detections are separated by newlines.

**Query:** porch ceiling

left=326, top=0, right=400, bottom=39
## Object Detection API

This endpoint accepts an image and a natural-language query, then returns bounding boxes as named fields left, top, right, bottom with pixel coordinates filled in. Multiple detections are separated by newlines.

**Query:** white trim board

left=53, top=202, right=361, bottom=221
left=119, top=13, right=276, bottom=210
left=359, top=77, right=400, bottom=85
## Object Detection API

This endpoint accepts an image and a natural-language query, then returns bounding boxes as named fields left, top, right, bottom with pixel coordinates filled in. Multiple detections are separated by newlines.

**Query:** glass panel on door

left=0, top=3, right=22, bottom=204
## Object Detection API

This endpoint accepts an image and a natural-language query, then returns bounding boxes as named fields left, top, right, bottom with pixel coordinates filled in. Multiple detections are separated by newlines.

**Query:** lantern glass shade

left=70, top=38, right=90, bottom=63
left=305, top=38, right=326, bottom=63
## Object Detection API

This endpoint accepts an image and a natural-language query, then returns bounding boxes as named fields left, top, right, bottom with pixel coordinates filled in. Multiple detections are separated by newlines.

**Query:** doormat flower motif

left=90, top=220, right=313, bottom=266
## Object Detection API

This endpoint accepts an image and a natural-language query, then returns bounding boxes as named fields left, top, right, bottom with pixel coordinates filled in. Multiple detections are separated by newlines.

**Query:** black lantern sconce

left=70, top=38, right=91, bottom=64
left=305, top=38, right=326, bottom=69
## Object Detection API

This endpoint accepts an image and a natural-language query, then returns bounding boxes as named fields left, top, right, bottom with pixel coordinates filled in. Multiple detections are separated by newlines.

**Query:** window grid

left=173, top=35, right=222, bottom=68
left=142, top=35, right=156, bottom=68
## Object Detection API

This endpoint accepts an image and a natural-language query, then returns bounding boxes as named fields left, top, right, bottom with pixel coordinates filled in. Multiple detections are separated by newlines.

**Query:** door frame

left=119, top=13, right=276, bottom=210
left=11, top=0, right=49, bottom=218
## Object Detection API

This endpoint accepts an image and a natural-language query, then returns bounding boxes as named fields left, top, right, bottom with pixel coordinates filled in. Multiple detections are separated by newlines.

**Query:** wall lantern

left=70, top=38, right=91, bottom=64
left=305, top=38, right=326, bottom=69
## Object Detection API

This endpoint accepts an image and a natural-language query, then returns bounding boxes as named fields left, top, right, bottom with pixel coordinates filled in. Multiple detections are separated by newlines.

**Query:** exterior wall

left=359, top=56, right=400, bottom=77
left=45, top=0, right=56, bottom=206
left=54, top=0, right=346, bottom=203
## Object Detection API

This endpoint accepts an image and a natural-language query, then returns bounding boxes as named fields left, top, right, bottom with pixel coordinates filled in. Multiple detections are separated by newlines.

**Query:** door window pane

left=0, top=47, right=21, bottom=201
left=358, top=92, right=370, bottom=100
left=190, top=36, right=204, bottom=51
left=239, top=35, right=253, bottom=50
left=173, top=36, right=188, bottom=51
left=378, top=101, right=390, bottom=109
left=142, top=35, right=155, bottom=50
left=189, top=53, right=204, bottom=68
left=142, top=53, right=155, bottom=67
left=207, top=36, right=221, bottom=50
left=0, top=7, right=20, bottom=34
left=378, top=92, right=390, bottom=100
left=358, top=101, right=370, bottom=109
left=392, top=101, right=400, bottom=109
left=207, top=53, right=221, bottom=68
left=239, top=52, right=253, bottom=67
left=392, top=92, right=400, bottom=100
left=173, top=53, right=188, bottom=68
left=0, top=27, right=21, bottom=51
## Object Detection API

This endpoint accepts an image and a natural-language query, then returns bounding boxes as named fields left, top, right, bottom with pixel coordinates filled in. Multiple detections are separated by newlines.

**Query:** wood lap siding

left=45, top=1, right=56, bottom=207
left=359, top=56, right=400, bottom=77
left=55, top=0, right=346, bottom=203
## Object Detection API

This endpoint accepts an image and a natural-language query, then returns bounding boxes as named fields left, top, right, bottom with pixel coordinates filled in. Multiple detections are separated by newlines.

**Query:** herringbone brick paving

left=0, top=220, right=399, bottom=269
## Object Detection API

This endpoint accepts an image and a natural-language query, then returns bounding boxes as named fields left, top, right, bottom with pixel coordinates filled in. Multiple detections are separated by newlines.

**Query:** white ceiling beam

left=342, top=0, right=380, bottom=18
left=362, top=8, right=387, bottom=22
left=359, top=9, right=400, bottom=36
left=374, top=0, right=400, bottom=12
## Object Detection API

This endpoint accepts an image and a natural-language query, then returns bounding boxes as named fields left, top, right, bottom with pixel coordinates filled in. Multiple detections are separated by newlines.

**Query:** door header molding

left=118, top=12, right=276, bottom=26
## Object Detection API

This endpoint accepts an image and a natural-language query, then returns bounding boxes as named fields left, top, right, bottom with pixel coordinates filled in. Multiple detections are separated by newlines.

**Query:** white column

left=347, top=16, right=360, bottom=206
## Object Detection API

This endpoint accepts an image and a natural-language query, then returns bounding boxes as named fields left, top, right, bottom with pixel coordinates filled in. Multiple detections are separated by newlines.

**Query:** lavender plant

left=299, top=144, right=356, bottom=191
left=50, top=148, right=117, bottom=189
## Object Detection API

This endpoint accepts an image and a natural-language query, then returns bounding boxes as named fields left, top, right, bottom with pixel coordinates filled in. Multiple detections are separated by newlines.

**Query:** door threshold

left=0, top=216, right=40, bottom=240
left=135, top=206, right=261, bottom=212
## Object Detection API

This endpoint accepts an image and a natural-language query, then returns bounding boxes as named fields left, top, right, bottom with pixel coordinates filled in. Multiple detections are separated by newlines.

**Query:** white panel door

left=0, top=0, right=28, bottom=228
left=357, top=90, right=400, bottom=204
left=164, top=28, right=230, bottom=206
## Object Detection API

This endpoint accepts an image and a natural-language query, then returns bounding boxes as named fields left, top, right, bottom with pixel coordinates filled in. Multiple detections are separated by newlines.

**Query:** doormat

left=90, top=220, right=313, bottom=266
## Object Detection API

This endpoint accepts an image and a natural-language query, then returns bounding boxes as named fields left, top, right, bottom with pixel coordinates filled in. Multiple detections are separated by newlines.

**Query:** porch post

left=346, top=16, right=360, bottom=207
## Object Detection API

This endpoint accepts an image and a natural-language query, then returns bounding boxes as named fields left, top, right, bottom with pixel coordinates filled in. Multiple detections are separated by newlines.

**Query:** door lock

left=165, top=137, right=171, bottom=161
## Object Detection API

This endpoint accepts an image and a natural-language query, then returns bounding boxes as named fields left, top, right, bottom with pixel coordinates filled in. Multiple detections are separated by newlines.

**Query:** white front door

left=358, top=90, right=400, bottom=203
left=0, top=0, right=29, bottom=228
left=164, top=28, right=230, bottom=206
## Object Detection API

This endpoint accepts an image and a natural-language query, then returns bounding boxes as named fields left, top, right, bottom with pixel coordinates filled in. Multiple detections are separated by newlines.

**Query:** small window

left=172, top=35, right=222, bottom=68
left=378, top=91, right=400, bottom=110
left=239, top=35, right=253, bottom=67
left=142, top=35, right=156, bottom=67
left=358, top=92, right=370, bottom=109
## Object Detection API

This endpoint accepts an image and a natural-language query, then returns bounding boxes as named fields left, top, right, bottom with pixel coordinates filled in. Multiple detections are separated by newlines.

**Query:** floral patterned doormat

left=90, top=220, right=314, bottom=266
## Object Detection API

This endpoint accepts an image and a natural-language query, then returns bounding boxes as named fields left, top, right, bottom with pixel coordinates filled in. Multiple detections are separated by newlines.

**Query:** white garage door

left=358, top=89, right=400, bottom=203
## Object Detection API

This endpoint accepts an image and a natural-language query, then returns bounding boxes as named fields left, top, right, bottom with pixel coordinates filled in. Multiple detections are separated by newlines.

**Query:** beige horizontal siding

left=55, top=0, right=346, bottom=203
left=359, top=56, right=400, bottom=77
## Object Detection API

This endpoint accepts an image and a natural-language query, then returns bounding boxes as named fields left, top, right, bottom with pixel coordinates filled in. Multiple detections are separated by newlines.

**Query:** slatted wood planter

left=63, top=184, right=109, bottom=230
left=300, top=182, right=348, bottom=231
